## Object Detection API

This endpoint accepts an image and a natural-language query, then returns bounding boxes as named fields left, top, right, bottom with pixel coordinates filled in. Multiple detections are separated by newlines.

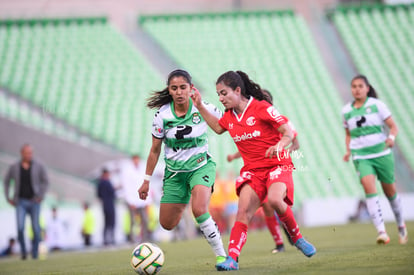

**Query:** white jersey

left=152, top=100, right=222, bottom=172
left=342, top=97, right=392, bottom=160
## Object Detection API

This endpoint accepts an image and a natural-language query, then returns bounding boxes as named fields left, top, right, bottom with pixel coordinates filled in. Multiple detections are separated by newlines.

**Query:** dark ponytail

left=352, top=74, right=378, bottom=98
left=147, top=69, right=192, bottom=109
left=216, top=70, right=264, bottom=101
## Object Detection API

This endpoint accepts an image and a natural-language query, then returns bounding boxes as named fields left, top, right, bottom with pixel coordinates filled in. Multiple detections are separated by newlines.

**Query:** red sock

left=278, top=207, right=302, bottom=244
left=228, top=221, right=248, bottom=261
left=265, top=215, right=284, bottom=246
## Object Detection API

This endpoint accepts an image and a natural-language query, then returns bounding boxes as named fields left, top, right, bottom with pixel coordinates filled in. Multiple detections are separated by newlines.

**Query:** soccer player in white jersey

left=138, top=69, right=227, bottom=267
left=342, top=75, right=407, bottom=245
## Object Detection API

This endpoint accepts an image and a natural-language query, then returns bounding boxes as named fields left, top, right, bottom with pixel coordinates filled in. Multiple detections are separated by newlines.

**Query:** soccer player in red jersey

left=191, top=71, right=316, bottom=271
left=227, top=90, right=298, bottom=253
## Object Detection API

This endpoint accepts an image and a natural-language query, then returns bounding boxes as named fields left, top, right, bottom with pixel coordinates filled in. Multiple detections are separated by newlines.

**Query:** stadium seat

left=0, top=17, right=163, bottom=153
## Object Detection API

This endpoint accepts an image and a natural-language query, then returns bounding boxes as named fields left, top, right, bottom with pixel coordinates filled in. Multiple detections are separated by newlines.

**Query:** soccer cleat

left=376, top=232, right=390, bottom=244
left=216, top=256, right=226, bottom=264
left=216, top=256, right=239, bottom=271
left=398, top=226, right=408, bottom=245
left=294, top=237, right=316, bottom=257
left=271, top=244, right=285, bottom=254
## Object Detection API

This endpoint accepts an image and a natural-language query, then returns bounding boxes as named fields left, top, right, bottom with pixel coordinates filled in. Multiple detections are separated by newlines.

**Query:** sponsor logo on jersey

left=197, top=156, right=205, bottom=163
left=267, top=106, right=283, bottom=122
left=192, top=113, right=201, bottom=124
left=246, top=116, right=256, bottom=126
left=233, top=130, right=261, bottom=142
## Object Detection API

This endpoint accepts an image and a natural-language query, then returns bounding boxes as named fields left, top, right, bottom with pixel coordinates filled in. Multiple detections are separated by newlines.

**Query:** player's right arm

left=139, top=136, right=162, bottom=200
left=343, top=128, right=351, bottom=162
left=191, top=88, right=226, bottom=134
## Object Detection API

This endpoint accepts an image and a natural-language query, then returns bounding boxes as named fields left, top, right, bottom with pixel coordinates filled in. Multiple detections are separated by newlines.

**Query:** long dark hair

left=147, top=69, right=192, bottom=109
left=352, top=74, right=378, bottom=98
left=216, top=71, right=264, bottom=101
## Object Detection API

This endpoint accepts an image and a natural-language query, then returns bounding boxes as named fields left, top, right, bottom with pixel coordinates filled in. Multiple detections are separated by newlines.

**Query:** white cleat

left=376, top=232, right=390, bottom=245
left=398, top=226, right=408, bottom=245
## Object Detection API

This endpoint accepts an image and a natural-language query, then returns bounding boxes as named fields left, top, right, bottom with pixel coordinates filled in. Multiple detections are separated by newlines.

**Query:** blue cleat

left=294, top=237, right=316, bottom=257
left=216, top=256, right=239, bottom=271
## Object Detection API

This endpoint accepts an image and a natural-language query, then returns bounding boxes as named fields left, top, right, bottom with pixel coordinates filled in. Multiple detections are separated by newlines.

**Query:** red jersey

left=219, top=98, right=293, bottom=171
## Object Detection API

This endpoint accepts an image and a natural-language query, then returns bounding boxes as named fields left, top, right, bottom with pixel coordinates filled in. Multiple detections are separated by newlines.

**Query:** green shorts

left=353, top=153, right=395, bottom=184
left=161, top=158, right=216, bottom=204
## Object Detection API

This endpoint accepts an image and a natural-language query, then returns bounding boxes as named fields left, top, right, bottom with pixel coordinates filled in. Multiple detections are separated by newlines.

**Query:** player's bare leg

left=267, top=182, right=316, bottom=257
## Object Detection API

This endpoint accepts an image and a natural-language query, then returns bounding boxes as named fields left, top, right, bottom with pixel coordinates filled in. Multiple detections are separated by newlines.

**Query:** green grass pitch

left=1, top=222, right=413, bottom=274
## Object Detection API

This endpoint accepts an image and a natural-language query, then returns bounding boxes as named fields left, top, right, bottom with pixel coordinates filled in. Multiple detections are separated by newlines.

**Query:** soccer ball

left=131, top=242, right=164, bottom=275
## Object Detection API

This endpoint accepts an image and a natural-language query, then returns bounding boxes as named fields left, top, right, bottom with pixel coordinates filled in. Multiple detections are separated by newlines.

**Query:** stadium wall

left=0, top=116, right=125, bottom=177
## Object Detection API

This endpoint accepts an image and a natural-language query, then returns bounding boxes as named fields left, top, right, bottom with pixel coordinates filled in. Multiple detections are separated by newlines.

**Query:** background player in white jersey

left=342, top=75, right=407, bottom=245
left=138, top=69, right=227, bottom=268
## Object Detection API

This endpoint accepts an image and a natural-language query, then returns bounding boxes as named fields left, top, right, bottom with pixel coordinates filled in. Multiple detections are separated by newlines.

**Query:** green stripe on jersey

left=344, top=104, right=379, bottom=121
left=351, top=142, right=386, bottom=156
left=165, top=152, right=208, bottom=172
left=350, top=125, right=382, bottom=138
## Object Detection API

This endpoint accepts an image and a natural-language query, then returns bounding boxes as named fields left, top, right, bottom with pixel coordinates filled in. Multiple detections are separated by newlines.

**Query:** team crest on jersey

left=229, top=123, right=233, bottom=129
left=246, top=116, right=256, bottom=126
left=192, top=113, right=201, bottom=124
left=366, top=107, right=372, bottom=114
left=267, top=106, right=280, bottom=119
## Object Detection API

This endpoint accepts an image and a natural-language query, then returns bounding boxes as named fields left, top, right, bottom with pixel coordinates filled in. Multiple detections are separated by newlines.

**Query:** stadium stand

left=331, top=4, right=414, bottom=171
left=140, top=10, right=363, bottom=204
left=0, top=17, right=162, bottom=154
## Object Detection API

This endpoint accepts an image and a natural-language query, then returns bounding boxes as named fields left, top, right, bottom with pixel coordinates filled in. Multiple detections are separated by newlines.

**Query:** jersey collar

left=232, top=97, right=254, bottom=123
left=171, top=99, right=193, bottom=119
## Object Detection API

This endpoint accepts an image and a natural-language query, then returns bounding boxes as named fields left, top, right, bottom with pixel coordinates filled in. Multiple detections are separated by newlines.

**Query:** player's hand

left=385, top=138, right=395, bottom=148
left=343, top=151, right=351, bottom=162
left=138, top=181, right=150, bottom=200
left=7, top=199, right=15, bottom=207
left=190, top=87, right=202, bottom=108
left=265, top=143, right=282, bottom=159
left=227, top=154, right=234, bottom=162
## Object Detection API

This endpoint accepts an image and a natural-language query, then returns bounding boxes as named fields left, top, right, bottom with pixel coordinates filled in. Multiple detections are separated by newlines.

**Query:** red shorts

left=235, top=164, right=295, bottom=206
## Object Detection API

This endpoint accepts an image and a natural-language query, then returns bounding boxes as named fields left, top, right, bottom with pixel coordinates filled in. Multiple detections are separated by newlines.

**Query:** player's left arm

left=384, top=116, right=398, bottom=148
left=265, top=124, right=293, bottom=158
left=287, top=137, right=300, bottom=153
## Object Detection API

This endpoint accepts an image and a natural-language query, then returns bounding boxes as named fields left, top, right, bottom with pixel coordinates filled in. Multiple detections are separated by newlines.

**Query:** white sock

left=388, top=194, right=405, bottom=228
left=199, top=216, right=226, bottom=257
left=366, top=196, right=386, bottom=234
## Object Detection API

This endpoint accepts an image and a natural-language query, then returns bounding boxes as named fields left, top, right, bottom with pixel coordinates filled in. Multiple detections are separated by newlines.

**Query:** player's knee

left=236, top=206, right=252, bottom=224
left=191, top=203, right=208, bottom=218
left=160, top=220, right=175, bottom=231
left=267, top=197, right=284, bottom=212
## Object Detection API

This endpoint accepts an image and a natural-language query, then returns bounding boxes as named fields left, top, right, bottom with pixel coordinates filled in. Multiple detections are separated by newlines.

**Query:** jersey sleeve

left=151, top=110, right=164, bottom=139
left=260, top=104, right=288, bottom=129
left=341, top=107, right=349, bottom=129
left=218, top=111, right=229, bottom=131
left=377, top=100, right=392, bottom=121
left=202, top=101, right=223, bottom=119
